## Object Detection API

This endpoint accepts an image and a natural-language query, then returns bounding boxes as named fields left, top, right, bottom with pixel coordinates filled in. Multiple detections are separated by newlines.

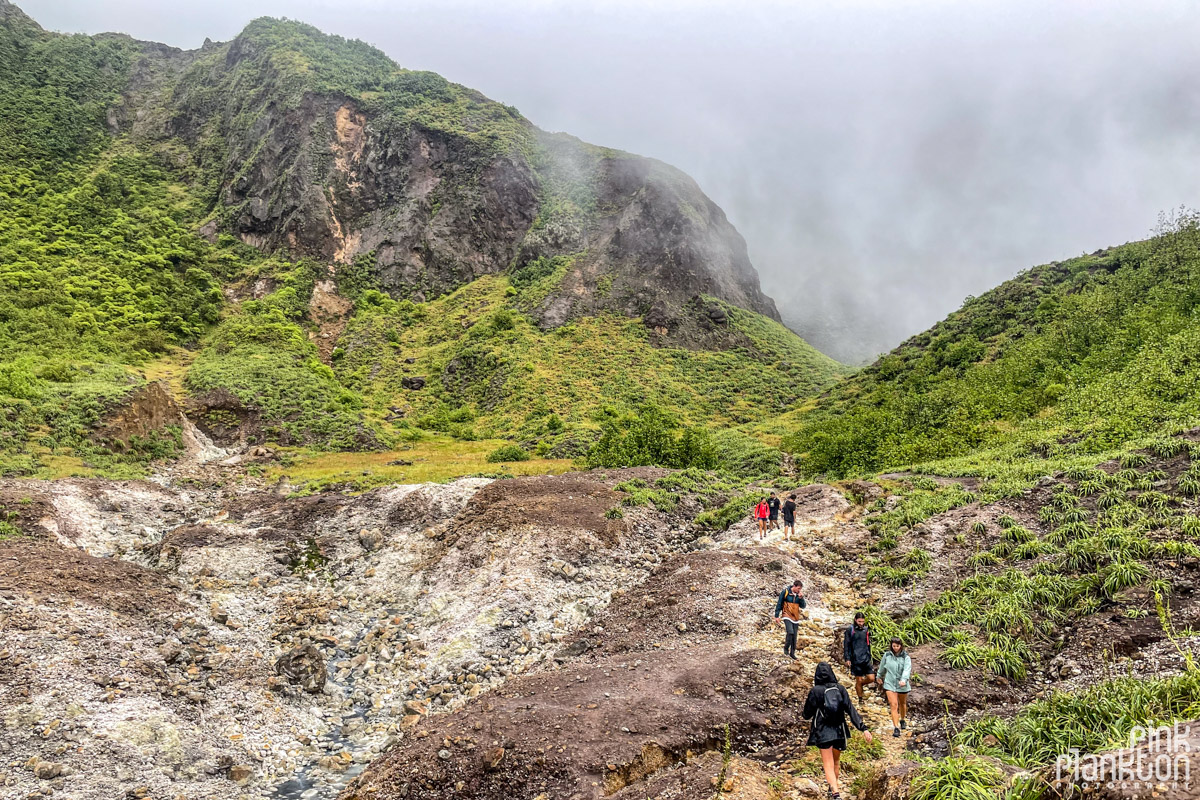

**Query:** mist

left=25, top=0, right=1200, bottom=363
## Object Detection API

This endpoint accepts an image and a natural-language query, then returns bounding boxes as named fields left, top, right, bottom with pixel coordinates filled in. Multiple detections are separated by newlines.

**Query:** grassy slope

left=331, top=274, right=844, bottom=466
left=785, top=214, right=1200, bottom=485
left=791, top=216, right=1200, bottom=791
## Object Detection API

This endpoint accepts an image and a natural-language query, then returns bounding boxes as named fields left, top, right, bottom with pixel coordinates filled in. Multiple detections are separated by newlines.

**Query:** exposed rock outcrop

left=111, top=19, right=778, bottom=328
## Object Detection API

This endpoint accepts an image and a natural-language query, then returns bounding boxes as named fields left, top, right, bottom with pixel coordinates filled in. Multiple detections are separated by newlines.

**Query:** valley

left=3, top=1, right=1200, bottom=798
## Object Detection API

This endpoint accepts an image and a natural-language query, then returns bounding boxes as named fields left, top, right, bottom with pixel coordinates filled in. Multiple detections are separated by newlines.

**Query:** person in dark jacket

left=842, top=612, right=876, bottom=703
left=773, top=579, right=807, bottom=658
left=802, top=662, right=873, bottom=799
left=767, top=492, right=781, bottom=530
left=781, top=494, right=797, bottom=541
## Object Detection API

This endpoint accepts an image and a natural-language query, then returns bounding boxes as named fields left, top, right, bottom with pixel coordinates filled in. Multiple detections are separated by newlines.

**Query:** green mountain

left=785, top=213, right=1200, bottom=483
left=0, top=1, right=844, bottom=478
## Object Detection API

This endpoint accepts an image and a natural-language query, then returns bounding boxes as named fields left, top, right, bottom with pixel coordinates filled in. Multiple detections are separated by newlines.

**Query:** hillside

left=0, top=1, right=843, bottom=481
left=784, top=211, right=1200, bottom=482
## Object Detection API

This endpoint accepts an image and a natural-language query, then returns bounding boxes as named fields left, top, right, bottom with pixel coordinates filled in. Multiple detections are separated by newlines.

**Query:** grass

left=789, top=731, right=883, bottom=783
left=958, top=668, right=1200, bottom=768
left=137, top=348, right=195, bottom=398
left=264, top=435, right=573, bottom=492
left=337, top=276, right=844, bottom=449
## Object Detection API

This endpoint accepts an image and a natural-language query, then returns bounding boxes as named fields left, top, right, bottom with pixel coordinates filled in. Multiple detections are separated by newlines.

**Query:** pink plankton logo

left=1054, top=723, right=1192, bottom=792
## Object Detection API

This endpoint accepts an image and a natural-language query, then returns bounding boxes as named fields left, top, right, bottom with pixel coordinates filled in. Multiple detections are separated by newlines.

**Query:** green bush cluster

left=583, top=405, right=719, bottom=470
left=958, top=669, right=1200, bottom=767
left=186, top=306, right=382, bottom=451
left=485, top=444, right=530, bottom=463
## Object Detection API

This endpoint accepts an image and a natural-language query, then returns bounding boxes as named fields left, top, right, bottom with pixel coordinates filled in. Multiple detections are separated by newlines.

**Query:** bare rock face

left=273, top=644, right=328, bottom=693
left=92, top=381, right=183, bottom=450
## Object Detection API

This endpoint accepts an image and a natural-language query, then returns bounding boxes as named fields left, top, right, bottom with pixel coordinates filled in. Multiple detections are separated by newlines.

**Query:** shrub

left=486, top=444, right=530, bottom=463
left=911, top=757, right=1007, bottom=800
left=583, top=404, right=719, bottom=471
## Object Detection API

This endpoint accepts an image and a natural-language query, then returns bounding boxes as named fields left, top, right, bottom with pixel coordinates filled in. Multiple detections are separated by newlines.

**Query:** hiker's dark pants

left=783, top=619, right=799, bottom=656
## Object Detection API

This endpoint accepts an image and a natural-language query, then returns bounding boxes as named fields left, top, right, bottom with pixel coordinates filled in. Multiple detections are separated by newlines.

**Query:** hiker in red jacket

left=753, top=498, right=770, bottom=539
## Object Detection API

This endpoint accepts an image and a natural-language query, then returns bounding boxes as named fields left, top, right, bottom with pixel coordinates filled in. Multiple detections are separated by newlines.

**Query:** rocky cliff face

left=113, top=16, right=778, bottom=323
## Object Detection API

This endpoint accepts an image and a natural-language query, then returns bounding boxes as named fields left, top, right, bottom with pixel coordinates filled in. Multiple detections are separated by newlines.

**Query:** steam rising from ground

left=32, top=0, right=1200, bottom=362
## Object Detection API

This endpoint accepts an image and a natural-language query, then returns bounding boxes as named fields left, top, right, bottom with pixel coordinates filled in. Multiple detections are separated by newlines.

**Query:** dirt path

left=718, top=500, right=914, bottom=798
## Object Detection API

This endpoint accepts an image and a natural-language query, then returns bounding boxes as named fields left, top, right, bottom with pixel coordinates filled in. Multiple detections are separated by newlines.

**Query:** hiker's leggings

left=783, top=619, right=799, bottom=655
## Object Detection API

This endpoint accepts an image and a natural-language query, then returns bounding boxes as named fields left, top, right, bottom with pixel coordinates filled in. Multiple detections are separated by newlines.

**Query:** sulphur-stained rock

left=274, top=644, right=328, bottom=693
left=228, top=764, right=254, bottom=784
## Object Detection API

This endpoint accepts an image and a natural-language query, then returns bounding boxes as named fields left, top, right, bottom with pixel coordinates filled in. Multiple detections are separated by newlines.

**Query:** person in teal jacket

left=876, top=637, right=911, bottom=737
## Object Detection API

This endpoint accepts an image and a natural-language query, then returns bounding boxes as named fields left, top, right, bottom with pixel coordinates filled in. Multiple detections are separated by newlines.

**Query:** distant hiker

left=754, top=498, right=770, bottom=539
left=803, top=662, right=873, bottom=800
left=877, top=637, right=912, bottom=737
left=767, top=492, right=782, bottom=530
left=842, top=612, right=876, bottom=704
left=773, top=579, right=807, bottom=659
left=782, top=494, right=797, bottom=541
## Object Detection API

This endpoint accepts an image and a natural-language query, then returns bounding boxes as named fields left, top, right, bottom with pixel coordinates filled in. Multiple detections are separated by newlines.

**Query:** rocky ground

left=2, top=463, right=1198, bottom=800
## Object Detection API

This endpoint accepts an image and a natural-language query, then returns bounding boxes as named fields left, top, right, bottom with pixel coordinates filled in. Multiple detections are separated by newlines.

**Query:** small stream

left=270, top=608, right=401, bottom=800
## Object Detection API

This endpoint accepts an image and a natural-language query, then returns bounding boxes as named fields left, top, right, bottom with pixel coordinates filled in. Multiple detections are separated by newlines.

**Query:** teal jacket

left=877, top=651, right=912, bottom=693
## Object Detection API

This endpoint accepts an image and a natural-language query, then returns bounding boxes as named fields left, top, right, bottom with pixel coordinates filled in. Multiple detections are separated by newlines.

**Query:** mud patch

left=454, top=471, right=640, bottom=541
left=0, top=538, right=179, bottom=616
left=341, top=647, right=807, bottom=800
left=309, top=279, right=354, bottom=363
left=93, top=381, right=183, bottom=449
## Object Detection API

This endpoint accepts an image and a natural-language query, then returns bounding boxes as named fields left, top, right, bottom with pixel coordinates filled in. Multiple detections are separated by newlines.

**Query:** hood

left=814, top=662, right=837, bottom=685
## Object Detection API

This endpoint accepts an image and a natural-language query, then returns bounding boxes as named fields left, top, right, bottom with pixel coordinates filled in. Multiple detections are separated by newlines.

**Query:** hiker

left=753, top=498, right=769, bottom=539
left=767, top=492, right=781, bottom=530
left=802, top=662, right=873, bottom=800
left=877, top=637, right=912, bottom=737
left=773, top=579, right=807, bottom=659
left=782, top=493, right=797, bottom=541
left=842, top=612, right=876, bottom=703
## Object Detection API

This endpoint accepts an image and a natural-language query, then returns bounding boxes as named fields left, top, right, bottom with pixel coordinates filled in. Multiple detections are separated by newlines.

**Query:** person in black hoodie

left=802, top=662, right=872, bottom=799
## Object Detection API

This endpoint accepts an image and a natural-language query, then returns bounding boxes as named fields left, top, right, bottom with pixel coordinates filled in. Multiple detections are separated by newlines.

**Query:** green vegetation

left=909, top=758, right=1006, bottom=800
left=486, top=444, right=530, bottom=463
left=785, top=211, right=1200, bottom=481
left=336, top=277, right=842, bottom=468
left=958, top=668, right=1200, bottom=768
left=585, top=405, right=718, bottom=471
left=0, top=8, right=844, bottom=478
left=185, top=292, right=381, bottom=449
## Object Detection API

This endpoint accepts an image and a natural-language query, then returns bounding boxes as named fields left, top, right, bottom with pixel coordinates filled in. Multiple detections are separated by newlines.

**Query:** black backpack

left=816, top=685, right=842, bottom=724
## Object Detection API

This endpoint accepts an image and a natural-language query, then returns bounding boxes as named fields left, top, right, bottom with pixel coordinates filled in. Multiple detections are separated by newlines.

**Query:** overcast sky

left=24, top=0, right=1200, bottom=362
